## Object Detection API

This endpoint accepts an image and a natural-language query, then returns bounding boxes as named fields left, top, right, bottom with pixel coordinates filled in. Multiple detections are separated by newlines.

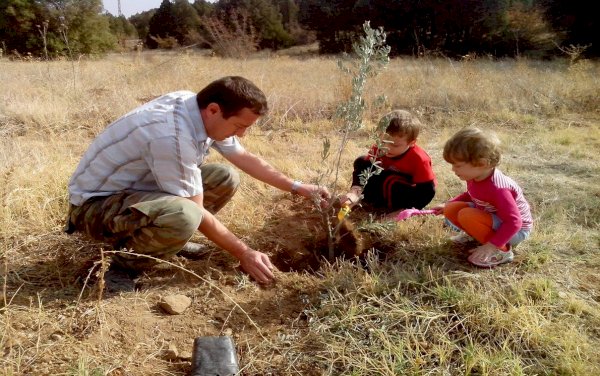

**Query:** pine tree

left=216, top=0, right=293, bottom=49
left=146, top=0, right=177, bottom=48
left=129, top=10, right=155, bottom=43
left=172, top=0, right=202, bottom=45
left=0, top=0, right=40, bottom=54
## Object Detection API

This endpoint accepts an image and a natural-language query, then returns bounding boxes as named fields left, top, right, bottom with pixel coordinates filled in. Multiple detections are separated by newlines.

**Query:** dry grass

left=1, top=51, right=599, bottom=375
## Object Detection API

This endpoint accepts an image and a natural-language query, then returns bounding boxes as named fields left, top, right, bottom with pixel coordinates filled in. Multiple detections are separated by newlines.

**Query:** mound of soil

left=263, top=197, right=383, bottom=273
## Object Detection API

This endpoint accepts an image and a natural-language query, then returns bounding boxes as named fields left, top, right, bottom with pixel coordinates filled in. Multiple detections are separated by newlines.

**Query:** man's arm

left=224, top=149, right=330, bottom=202
left=187, top=194, right=274, bottom=284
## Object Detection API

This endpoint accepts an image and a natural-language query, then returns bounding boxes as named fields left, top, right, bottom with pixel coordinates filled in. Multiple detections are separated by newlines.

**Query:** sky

left=102, top=0, right=193, bottom=18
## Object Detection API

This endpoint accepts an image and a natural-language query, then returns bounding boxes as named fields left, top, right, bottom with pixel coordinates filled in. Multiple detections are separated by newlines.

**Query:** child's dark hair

left=379, top=110, right=422, bottom=141
left=196, top=76, right=268, bottom=118
left=443, top=126, right=502, bottom=166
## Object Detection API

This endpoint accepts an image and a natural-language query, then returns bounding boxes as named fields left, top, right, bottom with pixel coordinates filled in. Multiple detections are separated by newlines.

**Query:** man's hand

left=237, top=249, right=275, bottom=284
left=193, top=201, right=275, bottom=284
left=297, top=183, right=331, bottom=207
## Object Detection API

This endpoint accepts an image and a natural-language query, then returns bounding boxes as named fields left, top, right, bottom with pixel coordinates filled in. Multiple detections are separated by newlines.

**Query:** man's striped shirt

left=68, top=91, right=243, bottom=206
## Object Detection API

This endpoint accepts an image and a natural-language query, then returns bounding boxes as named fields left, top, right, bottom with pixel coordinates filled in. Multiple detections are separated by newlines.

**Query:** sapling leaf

left=321, top=138, right=331, bottom=161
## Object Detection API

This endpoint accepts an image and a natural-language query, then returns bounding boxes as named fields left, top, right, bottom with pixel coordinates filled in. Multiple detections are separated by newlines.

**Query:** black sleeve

left=351, top=156, right=372, bottom=187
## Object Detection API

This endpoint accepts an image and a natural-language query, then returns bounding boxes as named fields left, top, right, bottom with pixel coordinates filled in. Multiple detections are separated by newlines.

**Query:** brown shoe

left=177, top=242, right=211, bottom=260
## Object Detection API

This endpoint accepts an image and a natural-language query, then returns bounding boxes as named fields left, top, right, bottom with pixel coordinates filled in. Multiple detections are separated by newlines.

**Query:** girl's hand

left=430, top=203, right=445, bottom=215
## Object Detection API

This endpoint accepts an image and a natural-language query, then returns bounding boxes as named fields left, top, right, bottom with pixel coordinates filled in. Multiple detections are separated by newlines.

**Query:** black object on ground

left=103, top=266, right=137, bottom=293
left=191, top=336, right=239, bottom=376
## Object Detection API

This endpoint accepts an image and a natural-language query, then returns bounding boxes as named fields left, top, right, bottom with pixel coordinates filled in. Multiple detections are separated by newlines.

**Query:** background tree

left=200, top=7, right=259, bottom=57
left=250, top=0, right=294, bottom=49
left=274, top=0, right=314, bottom=45
left=543, top=0, right=599, bottom=57
left=145, top=0, right=177, bottom=48
left=107, top=14, right=138, bottom=49
left=171, top=0, right=202, bottom=46
left=216, top=0, right=293, bottom=50
left=129, top=10, right=155, bottom=43
left=276, top=0, right=299, bottom=28
left=0, top=0, right=43, bottom=55
left=192, top=0, right=215, bottom=48
left=298, top=0, right=361, bottom=53
left=46, top=0, right=116, bottom=55
left=295, top=0, right=595, bottom=57
left=193, top=0, right=215, bottom=18
left=504, top=2, right=557, bottom=57
left=0, top=0, right=115, bottom=57
left=0, top=0, right=597, bottom=58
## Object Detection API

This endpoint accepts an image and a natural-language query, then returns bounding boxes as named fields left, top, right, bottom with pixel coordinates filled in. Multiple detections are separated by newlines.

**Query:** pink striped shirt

left=450, top=168, right=533, bottom=247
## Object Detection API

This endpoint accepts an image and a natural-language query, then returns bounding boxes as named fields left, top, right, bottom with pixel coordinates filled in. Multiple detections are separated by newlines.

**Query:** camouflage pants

left=67, top=163, right=239, bottom=270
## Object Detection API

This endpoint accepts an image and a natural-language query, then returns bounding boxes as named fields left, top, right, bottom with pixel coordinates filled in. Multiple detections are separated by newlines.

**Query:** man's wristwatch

left=291, top=180, right=302, bottom=195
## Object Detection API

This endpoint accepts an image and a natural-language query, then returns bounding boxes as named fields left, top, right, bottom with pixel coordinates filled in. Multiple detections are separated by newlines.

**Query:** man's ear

left=206, top=102, right=221, bottom=116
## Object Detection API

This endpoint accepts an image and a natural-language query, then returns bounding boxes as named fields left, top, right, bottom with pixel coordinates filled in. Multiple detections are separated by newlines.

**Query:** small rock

left=50, top=333, right=63, bottom=341
left=222, top=328, right=233, bottom=336
left=159, top=294, right=192, bottom=315
left=164, top=343, right=179, bottom=360
left=179, top=351, right=193, bottom=361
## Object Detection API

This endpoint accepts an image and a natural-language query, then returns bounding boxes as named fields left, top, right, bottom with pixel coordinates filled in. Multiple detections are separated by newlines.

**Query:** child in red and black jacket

left=340, top=110, right=436, bottom=217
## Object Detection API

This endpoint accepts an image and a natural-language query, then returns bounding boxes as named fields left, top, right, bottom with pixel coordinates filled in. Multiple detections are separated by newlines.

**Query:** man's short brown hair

left=196, top=76, right=268, bottom=118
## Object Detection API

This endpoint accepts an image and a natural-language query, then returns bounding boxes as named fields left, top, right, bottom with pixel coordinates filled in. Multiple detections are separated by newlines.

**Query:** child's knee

left=457, top=207, right=492, bottom=227
left=443, top=201, right=467, bottom=218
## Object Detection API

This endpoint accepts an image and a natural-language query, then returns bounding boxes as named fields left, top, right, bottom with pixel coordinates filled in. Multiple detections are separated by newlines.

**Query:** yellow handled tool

left=337, top=204, right=351, bottom=221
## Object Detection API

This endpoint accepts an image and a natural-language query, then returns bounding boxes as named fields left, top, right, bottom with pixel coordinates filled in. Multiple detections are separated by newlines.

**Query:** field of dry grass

left=1, top=51, right=599, bottom=375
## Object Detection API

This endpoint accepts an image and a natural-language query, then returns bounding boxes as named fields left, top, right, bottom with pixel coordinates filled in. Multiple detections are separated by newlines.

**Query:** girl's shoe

left=468, top=247, right=514, bottom=268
